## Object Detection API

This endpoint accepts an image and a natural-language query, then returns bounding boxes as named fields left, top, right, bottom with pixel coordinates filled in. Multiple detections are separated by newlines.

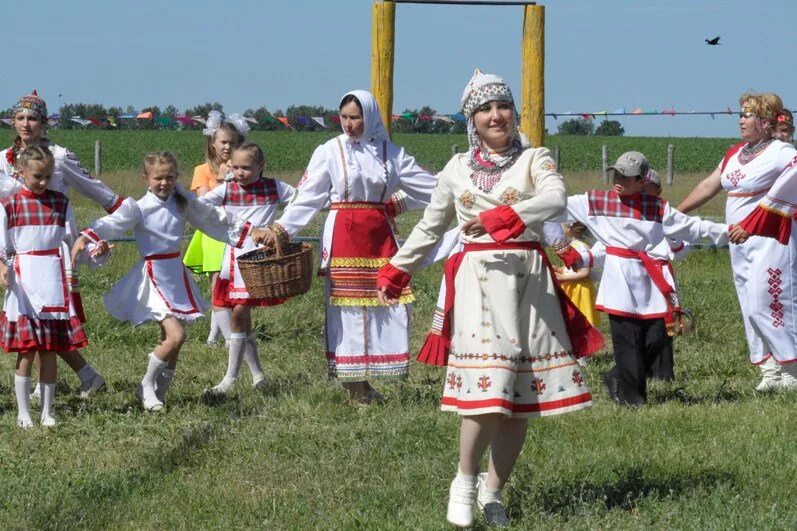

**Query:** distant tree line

left=0, top=102, right=468, bottom=133
left=557, top=118, right=625, bottom=136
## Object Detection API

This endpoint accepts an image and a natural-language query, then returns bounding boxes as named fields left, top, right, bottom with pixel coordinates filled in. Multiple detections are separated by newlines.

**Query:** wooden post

left=553, top=144, right=560, bottom=170
left=520, top=4, right=544, bottom=147
left=94, top=140, right=102, bottom=177
left=602, top=144, right=609, bottom=184
left=666, top=144, right=675, bottom=185
left=371, top=1, right=396, bottom=138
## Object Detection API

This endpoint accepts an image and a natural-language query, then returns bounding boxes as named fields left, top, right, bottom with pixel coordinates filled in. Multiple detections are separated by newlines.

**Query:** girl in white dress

left=201, top=143, right=295, bottom=395
left=0, top=147, right=106, bottom=427
left=73, top=152, right=265, bottom=411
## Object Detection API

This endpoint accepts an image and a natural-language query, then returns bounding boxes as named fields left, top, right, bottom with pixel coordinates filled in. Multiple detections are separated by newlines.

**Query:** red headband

left=776, top=113, right=793, bottom=125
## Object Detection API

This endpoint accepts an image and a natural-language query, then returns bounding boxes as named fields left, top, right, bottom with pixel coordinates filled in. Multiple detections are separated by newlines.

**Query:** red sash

left=605, top=246, right=680, bottom=335
left=417, top=241, right=604, bottom=366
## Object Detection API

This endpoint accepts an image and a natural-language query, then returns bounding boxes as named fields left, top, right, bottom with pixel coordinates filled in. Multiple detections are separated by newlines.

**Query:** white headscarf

left=340, top=89, right=390, bottom=183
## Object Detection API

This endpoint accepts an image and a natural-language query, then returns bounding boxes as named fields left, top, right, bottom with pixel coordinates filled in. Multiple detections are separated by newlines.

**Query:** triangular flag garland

left=311, top=116, right=327, bottom=128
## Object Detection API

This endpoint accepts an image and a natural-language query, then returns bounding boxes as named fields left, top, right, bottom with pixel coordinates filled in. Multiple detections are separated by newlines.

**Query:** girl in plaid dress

left=0, top=90, right=120, bottom=400
left=73, top=152, right=266, bottom=412
left=201, top=143, right=294, bottom=396
left=0, top=147, right=107, bottom=428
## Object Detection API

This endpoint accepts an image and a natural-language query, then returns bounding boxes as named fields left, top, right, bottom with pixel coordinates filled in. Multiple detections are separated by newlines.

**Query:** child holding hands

left=200, top=142, right=295, bottom=395
left=73, top=152, right=266, bottom=411
left=0, top=147, right=106, bottom=427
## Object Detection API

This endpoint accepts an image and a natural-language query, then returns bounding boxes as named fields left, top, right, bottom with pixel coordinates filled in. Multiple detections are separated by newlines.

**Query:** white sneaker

left=477, top=473, right=510, bottom=527
left=17, top=416, right=33, bottom=429
left=447, top=474, right=477, bottom=528
left=136, top=384, right=164, bottom=412
left=80, top=373, right=106, bottom=398
left=207, top=377, right=237, bottom=396
left=781, top=363, right=797, bottom=389
left=40, top=414, right=57, bottom=428
left=252, top=376, right=268, bottom=390
left=29, top=383, right=41, bottom=403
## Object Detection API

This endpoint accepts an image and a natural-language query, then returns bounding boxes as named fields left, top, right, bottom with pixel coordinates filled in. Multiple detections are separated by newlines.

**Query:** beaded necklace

left=739, top=137, right=774, bottom=165
left=468, top=144, right=523, bottom=193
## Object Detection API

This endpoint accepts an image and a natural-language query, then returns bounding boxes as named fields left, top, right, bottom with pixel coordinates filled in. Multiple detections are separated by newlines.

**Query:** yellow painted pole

left=520, top=4, right=544, bottom=147
left=371, top=1, right=396, bottom=137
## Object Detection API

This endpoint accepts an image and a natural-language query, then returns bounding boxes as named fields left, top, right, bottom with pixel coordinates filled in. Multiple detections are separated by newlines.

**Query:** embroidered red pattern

left=587, top=190, right=664, bottom=222
left=725, top=169, right=746, bottom=187
left=768, top=267, right=785, bottom=328
left=531, top=378, right=546, bottom=395
left=477, top=375, right=491, bottom=391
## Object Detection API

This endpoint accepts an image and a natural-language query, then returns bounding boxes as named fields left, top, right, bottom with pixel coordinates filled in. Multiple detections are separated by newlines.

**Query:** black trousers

left=647, top=335, right=675, bottom=381
left=606, top=315, right=669, bottom=405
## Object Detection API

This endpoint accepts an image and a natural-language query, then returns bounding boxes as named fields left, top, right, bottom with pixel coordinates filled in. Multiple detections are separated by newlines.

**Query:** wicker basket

left=237, top=239, right=314, bottom=299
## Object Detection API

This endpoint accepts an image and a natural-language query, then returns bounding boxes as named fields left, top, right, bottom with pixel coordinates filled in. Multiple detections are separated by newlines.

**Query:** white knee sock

left=206, top=310, right=220, bottom=344
left=14, top=375, right=32, bottom=427
left=214, top=309, right=232, bottom=342
left=140, top=352, right=166, bottom=409
left=244, top=334, right=265, bottom=385
left=211, top=333, right=246, bottom=394
left=156, top=368, right=177, bottom=402
left=76, top=363, right=98, bottom=387
left=40, top=383, right=56, bottom=426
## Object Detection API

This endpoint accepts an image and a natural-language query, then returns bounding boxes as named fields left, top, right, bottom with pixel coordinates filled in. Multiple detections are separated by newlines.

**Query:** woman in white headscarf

left=376, top=70, right=601, bottom=527
left=265, top=90, right=436, bottom=402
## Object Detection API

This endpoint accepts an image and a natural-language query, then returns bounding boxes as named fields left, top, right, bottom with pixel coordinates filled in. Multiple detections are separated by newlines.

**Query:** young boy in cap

left=587, top=168, right=691, bottom=382
left=560, top=152, right=729, bottom=405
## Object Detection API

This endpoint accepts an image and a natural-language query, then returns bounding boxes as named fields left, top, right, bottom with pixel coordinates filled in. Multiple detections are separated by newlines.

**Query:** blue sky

left=2, top=0, right=793, bottom=137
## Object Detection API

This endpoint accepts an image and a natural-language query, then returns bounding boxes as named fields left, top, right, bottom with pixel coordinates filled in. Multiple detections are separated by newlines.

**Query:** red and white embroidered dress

left=734, top=141, right=797, bottom=364
left=199, top=176, right=294, bottom=307
left=564, top=190, right=727, bottom=321
left=0, top=188, right=87, bottom=352
left=275, top=131, right=435, bottom=381
left=81, top=188, right=252, bottom=325
left=380, top=148, right=598, bottom=418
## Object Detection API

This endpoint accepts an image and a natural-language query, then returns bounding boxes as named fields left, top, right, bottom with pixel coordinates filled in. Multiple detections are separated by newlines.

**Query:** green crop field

left=0, top=143, right=793, bottom=529
left=0, top=130, right=738, bottom=176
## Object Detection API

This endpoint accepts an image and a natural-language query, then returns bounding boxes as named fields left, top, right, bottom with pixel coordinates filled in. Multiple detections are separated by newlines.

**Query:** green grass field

left=0, top=161, right=794, bottom=529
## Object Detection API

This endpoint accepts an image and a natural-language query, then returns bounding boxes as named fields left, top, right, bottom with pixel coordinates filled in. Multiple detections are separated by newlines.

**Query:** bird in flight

left=705, top=36, right=721, bottom=45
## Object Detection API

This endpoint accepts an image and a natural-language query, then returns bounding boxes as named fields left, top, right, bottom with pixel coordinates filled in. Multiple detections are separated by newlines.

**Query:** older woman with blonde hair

left=679, top=92, right=797, bottom=390
left=377, top=69, right=601, bottom=527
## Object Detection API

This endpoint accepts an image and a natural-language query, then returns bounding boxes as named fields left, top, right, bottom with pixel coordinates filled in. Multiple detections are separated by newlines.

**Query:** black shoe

left=602, top=371, right=621, bottom=404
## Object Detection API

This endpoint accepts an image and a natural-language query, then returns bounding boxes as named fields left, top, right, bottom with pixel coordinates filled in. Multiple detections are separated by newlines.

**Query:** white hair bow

left=202, top=110, right=251, bottom=137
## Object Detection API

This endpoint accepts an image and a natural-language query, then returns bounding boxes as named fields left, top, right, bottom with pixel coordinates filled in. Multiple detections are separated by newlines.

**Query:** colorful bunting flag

left=136, top=111, right=153, bottom=120
left=311, top=116, right=327, bottom=128
left=0, top=118, right=13, bottom=126
left=450, top=113, right=466, bottom=123
left=662, top=108, right=676, bottom=116
left=192, top=115, right=207, bottom=125
left=244, top=117, right=258, bottom=124
left=331, top=115, right=341, bottom=123
left=632, top=108, right=643, bottom=115
left=71, top=117, right=91, bottom=126
left=432, top=115, right=453, bottom=123
left=119, top=113, right=138, bottom=119
left=277, top=116, right=293, bottom=129
left=156, top=116, right=172, bottom=126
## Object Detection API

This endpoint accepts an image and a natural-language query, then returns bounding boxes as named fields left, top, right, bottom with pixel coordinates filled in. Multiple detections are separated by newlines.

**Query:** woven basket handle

left=273, top=232, right=284, bottom=258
